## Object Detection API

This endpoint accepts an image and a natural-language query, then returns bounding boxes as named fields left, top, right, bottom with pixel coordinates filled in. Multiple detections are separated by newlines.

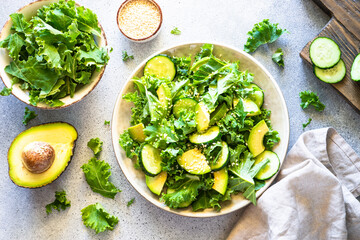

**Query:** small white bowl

left=111, top=42, right=290, bottom=218
left=116, top=0, right=163, bottom=43
left=0, top=0, right=108, bottom=109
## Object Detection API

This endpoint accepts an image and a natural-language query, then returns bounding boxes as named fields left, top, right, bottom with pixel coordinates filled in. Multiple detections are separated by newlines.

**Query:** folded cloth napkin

left=227, top=128, right=360, bottom=240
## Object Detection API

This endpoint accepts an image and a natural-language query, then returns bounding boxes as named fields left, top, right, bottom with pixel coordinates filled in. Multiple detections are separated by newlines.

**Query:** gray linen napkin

left=227, top=128, right=360, bottom=240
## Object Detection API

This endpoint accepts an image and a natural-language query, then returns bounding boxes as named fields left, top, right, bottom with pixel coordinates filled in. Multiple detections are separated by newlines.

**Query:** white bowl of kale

left=0, top=0, right=109, bottom=109
left=112, top=42, right=290, bottom=217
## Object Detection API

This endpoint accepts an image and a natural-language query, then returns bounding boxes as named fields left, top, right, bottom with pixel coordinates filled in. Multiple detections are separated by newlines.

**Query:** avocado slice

left=128, top=123, right=146, bottom=143
left=248, top=120, right=269, bottom=157
left=8, top=122, right=78, bottom=188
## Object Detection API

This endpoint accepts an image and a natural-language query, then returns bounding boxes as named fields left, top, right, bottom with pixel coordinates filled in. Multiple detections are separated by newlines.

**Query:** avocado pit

left=22, top=141, right=55, bottom=173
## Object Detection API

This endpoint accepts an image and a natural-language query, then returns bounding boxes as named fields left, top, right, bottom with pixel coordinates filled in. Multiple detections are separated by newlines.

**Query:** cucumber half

left=314, top=59, right=346, bottom=83
left=351, top=53, right=360, bottom=81
left=254, top=151, right=280, bottom=180
left=212, top=168, right=228, bottom=195
left=209, top=141, right=229, bottom=171
left=310, top=37, right=341, bottom=69
left=189, top=126, right=220, bottom=144
left=140, top=144, right=162, bottom=176
left=195, top=102, right=210, bottom=132
left=144, top=55, right=176, bottom=81
left=173, top=98, right=198, bottom=118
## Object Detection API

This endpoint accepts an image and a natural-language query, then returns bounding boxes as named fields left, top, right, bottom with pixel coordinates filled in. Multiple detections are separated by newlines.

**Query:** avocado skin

left=7, top=122, right=78, bottom=188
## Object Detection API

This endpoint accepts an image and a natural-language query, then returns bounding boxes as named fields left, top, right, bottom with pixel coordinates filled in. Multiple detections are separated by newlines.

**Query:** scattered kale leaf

left=87, top=137, right=103, bottom=156
left=0, top=86, right=12, bottom=96
left=104, top=120, right=110, bottom=125
left=81, top=157, right=121, bottom=199
left=81, top=203, right=119, bottom=234
left=122, top=50, right=134, bottom=61
left=22, top=107, right=37, bottom=125
left=272, top=48, right=284, bottom=67
left=171, top=27, right=181, bottom=35
left=244, top=19, right=288, bottom=53
left=46, top=190, right=71, bottom=214
left=302, top=118, right=312, bottom=129
left=127, top=198, right=135, bottom=206
left=299, top=91, right=325, bottom=111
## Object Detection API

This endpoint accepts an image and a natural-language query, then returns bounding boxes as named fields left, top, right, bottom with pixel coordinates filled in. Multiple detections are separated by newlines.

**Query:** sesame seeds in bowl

left=117, top=0, right=162, bottom=42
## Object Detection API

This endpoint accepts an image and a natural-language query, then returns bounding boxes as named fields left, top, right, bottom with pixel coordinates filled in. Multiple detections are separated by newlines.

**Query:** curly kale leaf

left=22, top=107, right=37, bottom=125
left=272, top=48, right=284, bottom=67
left=46, top=190, right=71, bottom=214
left=244, top=19, right=288, bottom=53
left=0, top=86, right=12, bottom=96
left=299, top=91, right=325, bottom=111
left=161, top=177, right=203, bottom=209
left=119, top=130, right=141, bottom=160
left=87, top=137, right=103, bottom=156
left=81, top=203, right=119, bottom=234
left=81, top=157, right=121, bottom=199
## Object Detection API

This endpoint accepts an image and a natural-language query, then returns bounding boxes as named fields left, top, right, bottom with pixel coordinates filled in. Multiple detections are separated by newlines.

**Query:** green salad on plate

left=119, top=44, right=280, bottom=211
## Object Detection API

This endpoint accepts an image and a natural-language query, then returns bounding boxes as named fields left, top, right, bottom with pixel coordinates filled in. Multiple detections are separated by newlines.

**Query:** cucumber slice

left=351, top=53, right=360, bottom=81
left=248, top=120, right=269, bottom=157
left=157, top=83, right=171, bottom=110
left=173, top=98, right=198, bottom=118
left=146, top=171, right=167, bottom=195
left=309, top=37, right=341, bottom=69
left=128, top=123, right=146, bottom=143
left=314, top=59, right=346, bottom=83
left=140, top=144, right=162, bottom=176
left=209, top=103, right=228, bottom=125
left=254, top=151, right=280, bottom=180
left=177, top=148, right=211, bottom=175
left=190, top=57, right=210, bottom=72
left=212, top=168, right=228, bottom=195
left=144, top=55, right=176, bottom=80
left=246, top=83, right=264, bottom=108
left=233, top=98, right=261, bottom=116
left=209, top=141, right=229, bottom=171
left=189, top=126, right=220, bottom=144
left=195, top=102, right=210, bottom=132
left=167, top=189, right=192, bottom=207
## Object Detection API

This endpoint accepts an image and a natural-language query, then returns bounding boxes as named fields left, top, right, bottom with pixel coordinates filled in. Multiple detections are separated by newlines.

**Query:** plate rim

left=111, top=41, right=290, bottom=218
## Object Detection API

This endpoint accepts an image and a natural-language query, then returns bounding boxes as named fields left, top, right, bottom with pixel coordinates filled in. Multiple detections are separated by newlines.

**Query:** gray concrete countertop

left=0, top=0, right=359, bottom=239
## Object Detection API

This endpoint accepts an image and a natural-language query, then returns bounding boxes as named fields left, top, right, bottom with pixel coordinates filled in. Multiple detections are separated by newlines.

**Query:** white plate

left=0, top=0, right=107, bottom=109
left=111, top=42, right=289, bottom=217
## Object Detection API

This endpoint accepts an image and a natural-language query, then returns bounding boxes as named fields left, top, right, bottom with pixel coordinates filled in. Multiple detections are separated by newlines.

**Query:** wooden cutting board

left=300, top=0, right=360, bottom=113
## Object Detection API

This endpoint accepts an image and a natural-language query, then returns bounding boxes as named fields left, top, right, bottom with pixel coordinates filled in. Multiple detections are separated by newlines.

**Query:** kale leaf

left=87, top=137, right=103, bottom=156
left=299, top=91, right=325, bottom=111
left=0, top=86, right=12, bottom=96
left=46, top=190, right=71, bottom=214
left=22, top=107, right=37, bottom=125
left=244, top=19, right=288, bottom=53
left=272, top=48, right=284, bottom=67
left=170, top=27, right=181, bottom=35
left=81, top=203, right=119, bottom=234
left=122, top=50, right=134, bottom=61
left=81, top=157, right=121, bottom=199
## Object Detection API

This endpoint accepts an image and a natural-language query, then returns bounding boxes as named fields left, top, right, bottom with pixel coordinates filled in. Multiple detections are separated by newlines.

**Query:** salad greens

left=244, top=19, right=288, bottom=53
left=104, top=120, right=110, bottom=125
left=22, top=107, right=37, bottom=125
left=171, top=27, right=181, bottom=35
left=0, top=86, right=12, bottom=96
left=119, top=44, right=280, bottom=211
left=299, top=91, right=325, bottom=111
left=46, top=190, right=71, bottom=214
left=122, top=50, right=134, bottom=61
left=0, top=0, right=109, bottom=107
left=81, top=203, right=118, bottom=234
left=272, top=48, right=284, bottom=67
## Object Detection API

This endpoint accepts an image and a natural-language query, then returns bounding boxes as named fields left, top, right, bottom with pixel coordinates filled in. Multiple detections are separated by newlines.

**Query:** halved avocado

left=8, top=122, right=78, bottom=188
